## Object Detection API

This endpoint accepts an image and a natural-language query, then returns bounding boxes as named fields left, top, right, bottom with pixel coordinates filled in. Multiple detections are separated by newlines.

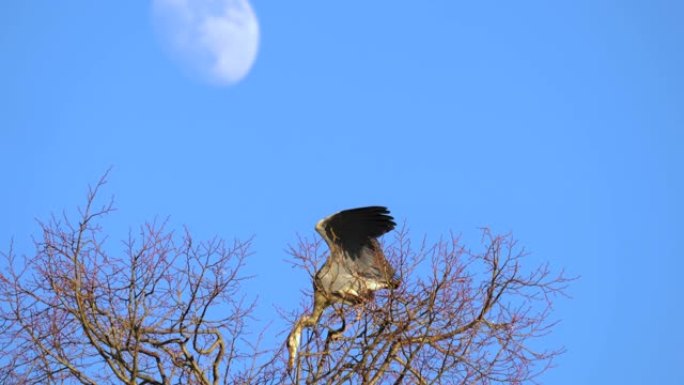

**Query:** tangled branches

left=0, top=172, right=571, bottom=384
left=0, top=173, right=257, bottom=385
left=282, top=227, right=571, bottom=384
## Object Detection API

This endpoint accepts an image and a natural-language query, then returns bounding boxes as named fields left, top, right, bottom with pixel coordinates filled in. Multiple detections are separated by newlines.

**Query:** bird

left=286, top=206, right=399, bottom=371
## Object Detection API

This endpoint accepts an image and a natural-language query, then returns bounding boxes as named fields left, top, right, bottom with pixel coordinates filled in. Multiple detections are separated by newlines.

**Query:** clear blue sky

left=1, top=1, right=682, bottom=383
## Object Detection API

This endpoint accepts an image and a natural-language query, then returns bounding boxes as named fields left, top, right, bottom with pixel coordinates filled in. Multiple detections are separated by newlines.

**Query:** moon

left=152, top=0, right=260, bottom=86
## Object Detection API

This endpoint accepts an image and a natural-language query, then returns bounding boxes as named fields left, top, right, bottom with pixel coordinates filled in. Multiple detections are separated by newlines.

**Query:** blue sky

left=1, top=1, right=683, bottom=383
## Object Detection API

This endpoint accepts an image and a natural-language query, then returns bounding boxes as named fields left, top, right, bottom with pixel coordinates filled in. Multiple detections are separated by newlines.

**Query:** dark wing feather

left=318, top=206, right=396, bottom=259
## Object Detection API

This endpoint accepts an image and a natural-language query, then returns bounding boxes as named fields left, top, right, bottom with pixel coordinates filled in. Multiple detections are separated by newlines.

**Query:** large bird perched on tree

left=287, top=206, right=399, bottom=370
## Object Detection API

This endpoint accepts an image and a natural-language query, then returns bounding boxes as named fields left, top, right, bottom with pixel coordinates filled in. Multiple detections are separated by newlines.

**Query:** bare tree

left=279, top=227, right=571, bottom=385
left=0, top=173, right=571, bottom=384
left=0, top=173, right=260, bottom=385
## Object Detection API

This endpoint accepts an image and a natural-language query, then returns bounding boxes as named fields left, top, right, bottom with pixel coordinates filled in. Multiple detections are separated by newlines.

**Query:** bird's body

left=287, top=206, right=398, bottom=370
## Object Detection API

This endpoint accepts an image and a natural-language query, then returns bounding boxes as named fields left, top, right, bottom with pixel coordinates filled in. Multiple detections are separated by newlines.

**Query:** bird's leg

left=327, top=305, right=347, bottom=341
left=327, top=317, right=346, bottom=341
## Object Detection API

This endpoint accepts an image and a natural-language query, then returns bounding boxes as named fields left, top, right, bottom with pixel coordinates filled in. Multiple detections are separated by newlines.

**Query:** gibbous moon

left=152, top=0, right=260, bottom=86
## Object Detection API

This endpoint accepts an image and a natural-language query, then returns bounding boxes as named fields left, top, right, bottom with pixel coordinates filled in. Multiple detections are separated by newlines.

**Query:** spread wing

left=316, top=206, right=396, bottom=282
